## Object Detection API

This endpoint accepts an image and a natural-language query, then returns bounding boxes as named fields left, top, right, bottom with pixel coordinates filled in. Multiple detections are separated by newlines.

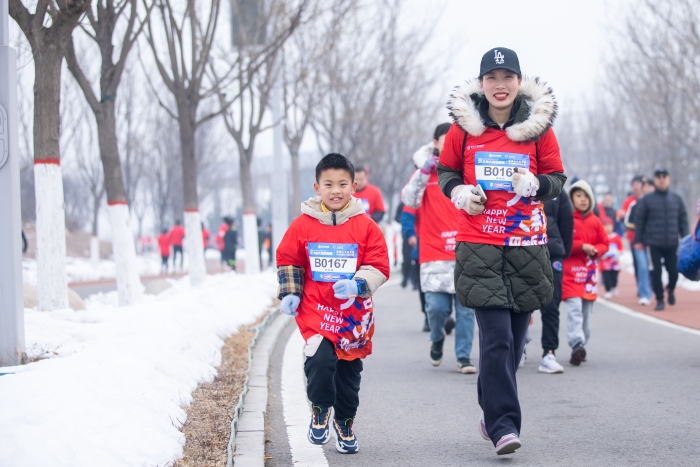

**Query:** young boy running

left=562, top=180, right=609, bottom=366
left=276, top=153, right=390, bottom=454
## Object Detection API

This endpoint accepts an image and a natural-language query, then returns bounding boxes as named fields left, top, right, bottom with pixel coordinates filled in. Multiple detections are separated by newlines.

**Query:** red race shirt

left=216, top=223, right=228, bottom=251
left=158, top=234, right=170, bottom=256
left=439, top=123, right=564, bottom=247
left=415, top=171, right=458, bottom=264
left=562, top=211, right=610, bottom=301
left=600, top=233, right=624, bottom=272
left=202, top=228, right=210, bottom=247
left=355, top=184, right=386, bottom=216
left=276, top=213, right=389, bottom=360
left=169, top=225, right=185, bottom=247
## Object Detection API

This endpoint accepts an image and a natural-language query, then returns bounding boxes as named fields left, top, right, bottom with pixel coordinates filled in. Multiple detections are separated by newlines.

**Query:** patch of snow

left=0, top=271, right=278, bottom=467
left=23, top=254, right=164, bottom=285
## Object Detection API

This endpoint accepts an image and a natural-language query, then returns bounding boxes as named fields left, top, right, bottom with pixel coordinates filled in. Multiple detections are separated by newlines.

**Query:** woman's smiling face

left=479, top=69, right=522, bottom=110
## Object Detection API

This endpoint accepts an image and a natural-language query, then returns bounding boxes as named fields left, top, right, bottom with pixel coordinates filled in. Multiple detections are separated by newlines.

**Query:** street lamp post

left=0, top=0, right=26, bottom=366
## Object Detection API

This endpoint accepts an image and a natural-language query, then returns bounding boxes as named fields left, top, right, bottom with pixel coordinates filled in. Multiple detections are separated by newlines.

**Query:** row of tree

left=10, top=0, right=441, bottom=310
left=558, top=0, right=700, bottom=216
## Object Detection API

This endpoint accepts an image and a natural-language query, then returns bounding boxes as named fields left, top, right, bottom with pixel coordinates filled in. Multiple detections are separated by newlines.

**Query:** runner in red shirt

left=402, top=123, right=476, bottom=374
left=354, top=167, right=386, bottom=223
left=201, top=222, right=210, bottom=249
left=276, top=154, right=389, bottom=454
left=157, top=229, right=170, bottom=274
left=169, top=220, right=185, bottom=269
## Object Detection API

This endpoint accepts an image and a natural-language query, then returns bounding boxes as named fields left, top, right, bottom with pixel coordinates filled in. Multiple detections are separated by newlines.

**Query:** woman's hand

left=451, top=185, right=486, bottom=216
left=511, top=168, right=539, bottom=197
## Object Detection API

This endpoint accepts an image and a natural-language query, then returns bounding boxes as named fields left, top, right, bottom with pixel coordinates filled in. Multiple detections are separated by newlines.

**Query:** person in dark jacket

left=633, top=168, right=689, bottom=311
left=536, top=194, right=573, bottom=374
left=222, top=217, right=239, bottom=271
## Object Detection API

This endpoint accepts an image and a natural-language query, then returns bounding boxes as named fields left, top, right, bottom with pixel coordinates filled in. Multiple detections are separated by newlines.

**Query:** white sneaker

left=639, top=297, right=651, bottom=306
left=538, top=353, right=564, bottom=374
left=519, top=347, right=526, bottom=368
left=604, top=291, right=613, bottom=299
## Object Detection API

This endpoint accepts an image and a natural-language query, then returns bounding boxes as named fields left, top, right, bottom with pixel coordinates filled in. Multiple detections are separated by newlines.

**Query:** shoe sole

left=478, top=419, right=490, bottom=441
left=430, top=358, right=442, bottom=367
left=496, top=438, right=522, bottom=455
left=457, top=364, right=477, bottom=374
left=570, top=347, right=586, bottom=366
left=308, top=429, right=330, bottom=445
left=538, top=365, right=564, bottom=374
left=335, top=439, right=359, bottom=454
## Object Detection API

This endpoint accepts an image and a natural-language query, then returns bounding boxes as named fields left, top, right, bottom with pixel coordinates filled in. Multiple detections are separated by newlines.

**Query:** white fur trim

left=569, top=180, right=596, bottom=216
left=447, top=76, right=557, bottom=142
left=411, top=144, right=432, bottom=169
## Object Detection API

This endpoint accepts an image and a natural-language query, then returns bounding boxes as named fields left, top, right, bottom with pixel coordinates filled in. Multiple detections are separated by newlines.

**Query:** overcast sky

left=424, top=0, right=628, bottom=118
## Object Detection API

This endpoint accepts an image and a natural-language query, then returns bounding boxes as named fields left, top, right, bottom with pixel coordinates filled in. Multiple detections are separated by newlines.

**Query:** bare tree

left=145, top=0, right=226, bottom=284
left=10, top=0, right=91, bottom=311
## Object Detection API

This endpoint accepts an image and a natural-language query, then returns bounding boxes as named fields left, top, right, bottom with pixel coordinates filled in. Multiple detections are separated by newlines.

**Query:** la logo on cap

left=494, top=50, right=505, bottom=64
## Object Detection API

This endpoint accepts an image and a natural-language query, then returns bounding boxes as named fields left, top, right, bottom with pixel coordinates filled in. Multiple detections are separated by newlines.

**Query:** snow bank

left=22, top=254, right=163, bottom=285
left=0, top=271, right=278, bottom=467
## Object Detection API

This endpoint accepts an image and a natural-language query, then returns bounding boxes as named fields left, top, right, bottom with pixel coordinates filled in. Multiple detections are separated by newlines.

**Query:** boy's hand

left=280, top=294, right=300, bottom=316
left=582, top=244, right=598, bottom=257
left=511, top=168, right=539, bottom=197
left=333, top=279, right=358, bottom=299
left=451, top=185, right=486, bottom=216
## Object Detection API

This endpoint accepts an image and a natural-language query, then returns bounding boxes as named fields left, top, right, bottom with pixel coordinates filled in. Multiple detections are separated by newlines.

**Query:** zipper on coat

left=332, top=212, right=337, bottom=226
left=501, top=251, right=514, bottom=309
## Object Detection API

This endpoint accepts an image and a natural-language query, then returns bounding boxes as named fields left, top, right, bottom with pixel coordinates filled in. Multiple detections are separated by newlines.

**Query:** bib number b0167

left=308, top=242, right=358, bottom=282
left=475, top=151, right=530, bottom=191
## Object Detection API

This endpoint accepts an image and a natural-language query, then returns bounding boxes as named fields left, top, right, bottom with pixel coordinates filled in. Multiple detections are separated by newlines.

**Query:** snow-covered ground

left=0, top=271, right=278, bottom=467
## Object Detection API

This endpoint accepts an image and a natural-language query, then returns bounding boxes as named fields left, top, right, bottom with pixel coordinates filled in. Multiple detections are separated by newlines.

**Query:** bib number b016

left=308, top=242, right=358, bottom=282
left=475, top=151, right=530, bottom=191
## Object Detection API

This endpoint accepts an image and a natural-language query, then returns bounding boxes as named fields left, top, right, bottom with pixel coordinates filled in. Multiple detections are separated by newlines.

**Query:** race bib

left=308, top=242, right=358, bottom=282
left=475, top=152, right=530, bottom=191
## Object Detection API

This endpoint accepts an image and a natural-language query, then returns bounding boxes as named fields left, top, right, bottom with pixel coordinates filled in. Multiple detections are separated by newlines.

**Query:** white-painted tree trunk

left=243, top=212, right=261, bottom=274
left=184, top=210, right=207, bottom=286
left=107, top=203, right=143, bottom=306
left=34, top=162, right=68, bottom=311
left=90, top=236, right=100, bottom=270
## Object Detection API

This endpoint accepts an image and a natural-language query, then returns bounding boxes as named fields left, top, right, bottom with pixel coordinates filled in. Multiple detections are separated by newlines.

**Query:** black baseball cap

left=479, top=47, right=521, bottom=78
left=654, top=167, right=669, bottom=176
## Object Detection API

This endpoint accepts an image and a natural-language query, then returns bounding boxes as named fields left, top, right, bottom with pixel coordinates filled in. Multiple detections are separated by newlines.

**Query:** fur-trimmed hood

left=569, top=180, right=596, bottom=217
left=447, top=76, right=557, bottom=142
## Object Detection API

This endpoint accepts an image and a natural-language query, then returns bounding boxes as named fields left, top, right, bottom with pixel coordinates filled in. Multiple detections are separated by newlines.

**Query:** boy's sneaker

left=538, top=353, right=564, bottom=374
left=495, top=433, right=521, bottom=455
left=604, top=291, right=613, bottom=299
left=518, top=347, right=527, bottom=368
left=639, top=297, right=651, bottom=306
left=570, top=344, right=586, bottom=366
left=430, top=339, right=444, bottom=366
left=457, top=358, right=477, bottom=374
left=307, top=405, right=331, bottom=445
left=333, top=418, right=358, bottom=454
left=667, top=287, right=676, bottom=305
left=444, top=316, right=455, bottom=335
left=478, top=413, right=490, bottom=441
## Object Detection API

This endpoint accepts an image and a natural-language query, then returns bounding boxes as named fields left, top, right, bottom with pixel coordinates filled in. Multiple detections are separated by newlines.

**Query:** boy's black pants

left=539, top=260, right=562, bottom=355
left=602, top=270, right=619, bottom=291
left=304, top=337, right=363, bottom=421
left=476, top=308, right=531, bottom=446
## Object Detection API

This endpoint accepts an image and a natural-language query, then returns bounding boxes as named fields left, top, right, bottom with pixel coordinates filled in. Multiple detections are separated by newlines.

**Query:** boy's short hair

left=434, top=123, right=451, bottom=141
left=316, top=153, right=355, bottom=182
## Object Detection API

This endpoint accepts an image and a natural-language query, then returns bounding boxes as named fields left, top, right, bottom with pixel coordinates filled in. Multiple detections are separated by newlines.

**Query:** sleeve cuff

left=535, top=175, right=551, bottom=198
left=444, top=179, right=461, bottom=198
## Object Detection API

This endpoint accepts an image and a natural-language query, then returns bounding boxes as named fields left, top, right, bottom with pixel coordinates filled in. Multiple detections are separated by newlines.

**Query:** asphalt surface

left=265, top=281, right=700, bottom=466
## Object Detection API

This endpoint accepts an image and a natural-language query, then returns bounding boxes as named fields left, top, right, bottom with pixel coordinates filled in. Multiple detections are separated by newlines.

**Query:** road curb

left=228, top=311, right=293, bottom=467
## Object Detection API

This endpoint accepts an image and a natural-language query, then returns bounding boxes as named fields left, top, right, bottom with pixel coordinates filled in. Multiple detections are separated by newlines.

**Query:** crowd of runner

left=273, top=46, right=700, bottom=458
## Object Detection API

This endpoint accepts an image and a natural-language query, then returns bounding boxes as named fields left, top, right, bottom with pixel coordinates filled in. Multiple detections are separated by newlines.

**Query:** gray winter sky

left=426, top=0, right=627, bottom=118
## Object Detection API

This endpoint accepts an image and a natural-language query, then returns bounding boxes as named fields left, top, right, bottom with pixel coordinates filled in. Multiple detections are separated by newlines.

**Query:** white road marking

left=599, top=298, right=700, bottom=337
left=281, top=331, right=330, bottom=466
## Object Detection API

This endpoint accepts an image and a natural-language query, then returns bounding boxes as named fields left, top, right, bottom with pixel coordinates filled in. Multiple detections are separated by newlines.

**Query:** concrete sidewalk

left=606, top=271, right=700, bottom=331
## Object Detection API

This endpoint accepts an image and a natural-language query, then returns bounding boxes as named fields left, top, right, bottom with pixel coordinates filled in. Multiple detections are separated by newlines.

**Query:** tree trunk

left=178, top=106, right=206, bottom=285
left=33, top=50, right=68, bottom=311
left=95, top=103, right=143, bottom=305
left=239, top=151, right=261, bottom=274
left=291, top=150, right=302, bottom=217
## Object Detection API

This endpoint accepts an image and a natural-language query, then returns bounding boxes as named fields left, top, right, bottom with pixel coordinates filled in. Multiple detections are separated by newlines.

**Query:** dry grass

left=173, top=312, right=269, bottom=467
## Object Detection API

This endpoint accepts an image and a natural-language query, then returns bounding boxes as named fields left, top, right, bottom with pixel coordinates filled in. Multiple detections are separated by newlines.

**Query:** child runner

left=276, top=153, right=389, bottom=454
left=600, top=218, right=623, bottom=298
left=438, top=47, right=566, bottom=455
left=169, top=220, right=185, bottom=270
left=222, top=218, right=238, bottom=271
left=157, top=228, right=170, bottom=274
left=562, top=180, right=609, bottom=366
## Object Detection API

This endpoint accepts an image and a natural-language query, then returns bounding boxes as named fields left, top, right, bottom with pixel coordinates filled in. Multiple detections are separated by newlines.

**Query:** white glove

left=451, top=185, right=486, bottom=216
left=511, top=168, right=539, bottom=197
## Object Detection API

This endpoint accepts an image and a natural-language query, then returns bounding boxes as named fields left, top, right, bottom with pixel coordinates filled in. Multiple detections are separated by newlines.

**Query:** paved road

left=265, top=281, right=700, bottom=466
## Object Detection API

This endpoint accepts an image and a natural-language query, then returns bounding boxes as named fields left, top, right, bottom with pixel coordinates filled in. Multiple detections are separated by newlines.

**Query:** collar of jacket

left=448, top=76, right=557, bottom=142
left=301, top=196, right=366, bottom=225
left=478, top=98, right=522, bottom=130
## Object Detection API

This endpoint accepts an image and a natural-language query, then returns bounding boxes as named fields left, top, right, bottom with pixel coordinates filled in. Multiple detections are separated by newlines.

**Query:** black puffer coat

left=633, top=189, right=689, bottom=248
left=544, top=195, right=574, bottom=260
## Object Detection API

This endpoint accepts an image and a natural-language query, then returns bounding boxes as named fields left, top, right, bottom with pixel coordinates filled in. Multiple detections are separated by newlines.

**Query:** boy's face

left=355, top=170, right=368, bottom=191
left=314, top=169, right=357, bottom=211
left=572, top=190, right=590, bottom=212
left=605, top=223, right=613, bottom=234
